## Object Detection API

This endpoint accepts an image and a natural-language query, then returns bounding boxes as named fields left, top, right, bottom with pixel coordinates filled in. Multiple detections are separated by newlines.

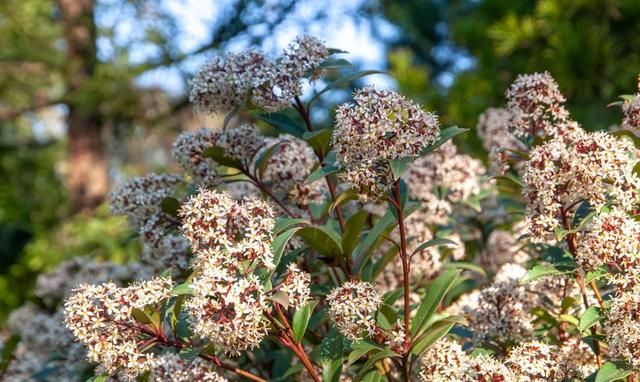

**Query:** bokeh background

left=1, top=0, right=640, bottom=322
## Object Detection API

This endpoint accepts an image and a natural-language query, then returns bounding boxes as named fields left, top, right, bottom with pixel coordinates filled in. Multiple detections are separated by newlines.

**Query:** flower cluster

left=64, top=277, right=173, bottom=380
left=150, top=354, right=229, bottom=382
left=605, top=283, right=640, bottom=369
left=403, top=141, right=485, bottom=225
left=505, top=71, right=571, bottom=138
left=189, top=36, right=328, bottom=114
left=261, top=135, right=326, bottom=209
left=575, top=208, right=640, bottom=272
left=522, top=128, right=640, bottom=243
left=622, top=93, right=640, bottom=134
left=327, top=281, right=381, bottom=340
left=172, top=127, right=222, bottom=185
left=332, top=87, right=440, bottom=200
left=476, top=107, right=527, bottom=174
left=280, top=263, right=312, bottom=309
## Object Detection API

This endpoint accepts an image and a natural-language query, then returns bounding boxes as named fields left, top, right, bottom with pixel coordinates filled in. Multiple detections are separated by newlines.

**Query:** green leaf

left=306, top=165, right=339, bottom=184
left=410, top=269, right=461, bottom=338
left=320, top=328, right=345, bottom=382
left=388, top=157, right=412, bottom=179
left=443, top=262, right=487, bottom=277
left=328, top=189, right=359, bottom=218
left=382, top=289, right=404, bottom=306
left=411, top=315, right=466, bottom=355
left=520, top=263, right=575, bottom=284
left=317, top=58, right=352, bottom=70
left=131, top=307, right=153, bottom=325
left=303, top=129, right=333, bottom=154
left=273, top=217, right=309, bottom=235
left=419, top=126, right=468, bottom=156
left=297, top=225, right=343, bottom=257
left=593, top=362, right=633, bottom=382
left=375, top=303, right=398, bottom=330
left=554, top=225, right=568, bottom=241
left=355, top=349, right=398, bottom=381
left=347, top=341, right=383, bottom=366
left=272, top=227, right=303, bottom=270
left=310, top=70, right=388, bottom=105
left=0, top=334, right=21, bottom=373
left=179, top=347, right=202, bottom=363
left=202, top=146, right=243, bottom=169
left=342, top=210, right=368, bottom=256
left=85, top=377, right=107, bottom=382
left=586, top=268, right=608, bottom=284
left=412, top=237, right=458, bottom=256
left=255, top=141, right=282, bottom=178
left=171, top=282, right=193, bottom=296
left=292, top=300, right=318, bottom=343
left=579, top=306, right=604, bottom=333
left=257, top=112, right=305, bottom=138
left=160, top=197, right=180, bottom=216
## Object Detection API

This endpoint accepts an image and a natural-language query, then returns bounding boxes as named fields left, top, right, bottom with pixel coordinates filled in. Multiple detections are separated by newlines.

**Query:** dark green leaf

left=593, top=362, right=633, bottom=382
left=298, top=225, right=343, bottom=257
left=202, top=146, right=243, bottom=169
left=160, top=197, right=180, bottom=216
left=520, top=263, right=575, bottom=284
left=347, top=341, right=382, bottom=366
left=171, top=282, right=193, bottom=296
left=410, top=269, right=461, bottom=338
left=412, top=237, right=458, bottom=256
left=306, top=165, right=339, bottom=184
left=419, top=126, right=468, bottom=156
left=303, top=129, right=333, bottom=154
left=272, top=227, right=303, bottom=270
left=292, top=301, right=318, bottom=343
left=342, top=211, right=368, bottom=256
left=411, top=315, right=467, bottom=355
left=388, top=158, right=412, bottom=179
left=273, top=217, right=309, bottom=235
left=257, top=113, right=305, bottom=138
left=579, top=306, right=604, bottom=333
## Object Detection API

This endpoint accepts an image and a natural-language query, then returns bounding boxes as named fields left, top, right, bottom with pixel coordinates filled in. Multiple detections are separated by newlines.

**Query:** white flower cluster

left=109, top=173, right=190, bottom=270
left=150, top=354, right=229, bottom=382
left=420, top=338, right=590, bottom=382
left=326, top=281, right=381, bottom=340
left=179, top=188, right=311, bottom=354
left=622, top=93, right=640, bottom=134
left=505, top=71, right=571, bottom=138
left=332, top=87, right=440, bottom=200
left=522, top=128, right=640, bottom=243
left=404, top=141, right=485, bottom=225
left=476, top=107, right=527, bottom=175
left=34, top=257, right=145, bottom=306
left=109, top=173, right=181, bottom=229
left=575, top=208, right=640, bottom=272
left=172, top=127, right=222, bottom=186
left=261, top=136, right=326, bottom=209
left=481, top=221, right=530, bottom=275
left=64, top=277, right=173, bottom=380
left=605, top=283, right=640, bottom=369
left=216, top=123, right=266, bottom=166
left=4, top=305, right=85, bottom=382
left=280, top=263, right=312, bottom=309
left=189, top=36, right=328, bottom=114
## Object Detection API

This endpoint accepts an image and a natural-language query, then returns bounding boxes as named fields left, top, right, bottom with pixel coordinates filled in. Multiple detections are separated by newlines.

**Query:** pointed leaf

left=410, top=269, right=461, bottom=338
left=306, top=165, right=339, bottom=184
left=292, top=301, right=318, bottom=343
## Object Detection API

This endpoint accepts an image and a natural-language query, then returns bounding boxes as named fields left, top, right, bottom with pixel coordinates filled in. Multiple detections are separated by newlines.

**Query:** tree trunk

left=57, top=0, right=108, bottom=211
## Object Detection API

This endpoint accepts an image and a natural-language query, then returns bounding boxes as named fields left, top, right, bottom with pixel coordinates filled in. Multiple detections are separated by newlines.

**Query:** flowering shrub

left=5, top=36, right=640, bottom=382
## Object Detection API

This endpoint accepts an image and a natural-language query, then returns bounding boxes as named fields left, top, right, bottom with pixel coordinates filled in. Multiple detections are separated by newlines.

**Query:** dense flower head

left=261, top=136, right=325, bottom=209
left=622, top=94, right=640, bottom=134
left=467, top=277, right=535, bottom=345
left=172, top=128, right=222, bottom=186
left=605, top=284, right=640, bottom=369
left=522, top=128, right=640, bottom=243
left=109, top=173, right=181, bottom=228
left=403, top=142, right=485, bottom=224
left=189, top=35, right=328, bottom=115
left=34, top=257, right=143, bottom=306
left=481, top=222, right=530, bottom=274
left=281, top=35, right=329, bottom=79
left=179, top=188, right=275, bottom=269
left=575, top=208, right=640, bottom=273
left=506, top=72, right=571, bottom=138
left=332, top=87, right=440, bottom=200
left=327, top=281, right=381, bottom=340
left=139, top=213, right=191, bottom=271
left=150, top=354, right=229, bottom=382
left=63, top=277, right=173, bottom=380
left=476, top=107, right=527, bottom=175
left=419, top=339, right=468, bottom=382
left=185, top=265, right=270, bottom=355
left=216, top=123, right=266, bottom=165
left=506, top=341, right=564, bottom=381
left=280, top=263, right=311, bottom=309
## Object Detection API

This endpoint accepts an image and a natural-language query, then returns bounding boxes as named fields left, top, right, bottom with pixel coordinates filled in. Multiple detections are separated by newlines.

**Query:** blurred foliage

left=375, top=0, right=640, bottom=156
